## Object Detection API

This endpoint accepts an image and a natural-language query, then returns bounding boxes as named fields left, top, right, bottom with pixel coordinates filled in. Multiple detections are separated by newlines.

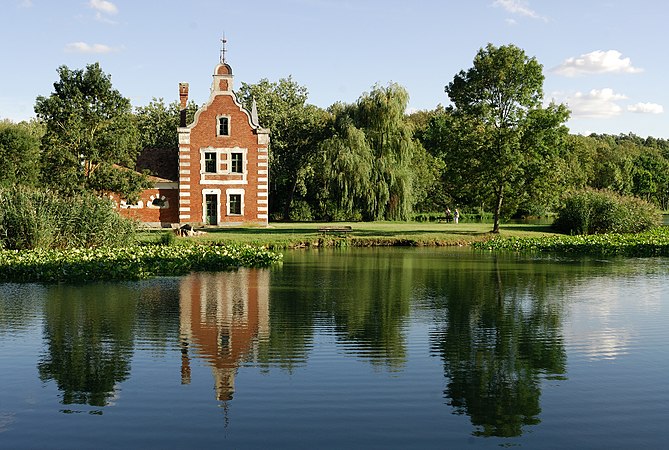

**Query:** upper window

left=230, top=152, right=243, bottom=174
left=204, top=152, right=217, bottom=173
left=218, top=117, right=230, bottom=136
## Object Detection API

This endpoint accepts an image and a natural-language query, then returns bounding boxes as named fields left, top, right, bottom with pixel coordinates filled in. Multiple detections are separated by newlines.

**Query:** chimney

left=179, top=82, right=189, bottom=127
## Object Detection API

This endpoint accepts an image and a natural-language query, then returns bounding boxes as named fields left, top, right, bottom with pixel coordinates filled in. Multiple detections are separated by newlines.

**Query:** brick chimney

left=179, top=82, right=189, bottom=127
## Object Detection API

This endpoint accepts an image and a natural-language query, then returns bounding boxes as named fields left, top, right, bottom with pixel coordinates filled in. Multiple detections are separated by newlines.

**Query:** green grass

left=139, top=222, right=560, bottom=249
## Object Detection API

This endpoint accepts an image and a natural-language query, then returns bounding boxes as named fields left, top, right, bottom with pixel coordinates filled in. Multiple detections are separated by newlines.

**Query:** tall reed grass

left=0, top=186, right=136, bottom=250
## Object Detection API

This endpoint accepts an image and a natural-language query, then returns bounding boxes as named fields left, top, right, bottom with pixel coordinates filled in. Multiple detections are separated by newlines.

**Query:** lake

left=1, top=247, right=668, bottom=448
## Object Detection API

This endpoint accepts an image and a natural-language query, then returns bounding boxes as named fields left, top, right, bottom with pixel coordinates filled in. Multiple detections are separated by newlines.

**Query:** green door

left=205, top=194, right=218, bottom=225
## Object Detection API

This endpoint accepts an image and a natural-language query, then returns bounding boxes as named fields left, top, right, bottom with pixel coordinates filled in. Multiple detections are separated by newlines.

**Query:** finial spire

left=220, top=34, right=227, bottom=64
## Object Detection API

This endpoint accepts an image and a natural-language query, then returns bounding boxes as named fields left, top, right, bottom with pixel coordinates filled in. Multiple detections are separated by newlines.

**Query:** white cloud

left=64, top=42, right=117, bottom=54
left=492, top=0, right=547, bottom=21
left=89, top=0, right=118, bottom=15
left=561, top=88, right=627, bottom=118
left=628, top=102, right=664, bottom=114
left=505, top=18, right=518, bottom=26
left=553, top=50, right=643, bottom=77
left=18, top=0, right=33, bottom=7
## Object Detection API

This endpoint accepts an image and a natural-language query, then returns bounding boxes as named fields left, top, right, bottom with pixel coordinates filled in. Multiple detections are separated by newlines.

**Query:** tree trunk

left=492, top=187, right=503, bottom=233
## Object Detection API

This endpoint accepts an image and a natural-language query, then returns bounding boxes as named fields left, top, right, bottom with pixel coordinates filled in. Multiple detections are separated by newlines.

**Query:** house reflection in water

left=178, top=270, right=269, bottom=401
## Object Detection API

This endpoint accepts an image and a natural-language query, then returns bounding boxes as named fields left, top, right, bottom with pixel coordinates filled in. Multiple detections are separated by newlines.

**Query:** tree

left=135, top=97, right=198, bottom=151
left=35, top=63, right=150, bottom=201
left=236, top=77, right=329, bottom=220
left=0, top=120, right=42, bottom=187
left=319, top=83, right=429, bottom=221
left=445, top=44, right=570, bottom=232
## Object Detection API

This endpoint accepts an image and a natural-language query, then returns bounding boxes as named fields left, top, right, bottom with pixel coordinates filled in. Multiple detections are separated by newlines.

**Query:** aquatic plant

left=0, top=244, right=282, bottom=283
left=472, top=227, right=669, bottom=257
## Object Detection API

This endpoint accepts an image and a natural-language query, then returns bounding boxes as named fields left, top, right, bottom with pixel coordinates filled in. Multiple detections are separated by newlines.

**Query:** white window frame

left=216, top=114, right=231, bottom=137
left=202, top=188, right=221, bottom=224
left=226, top=188, right=245, bottom=216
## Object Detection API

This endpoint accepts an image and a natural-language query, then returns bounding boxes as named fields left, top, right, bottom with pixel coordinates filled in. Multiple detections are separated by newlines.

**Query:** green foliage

left=0, top=120, right=42, bottom=187
left=236, top=77, right=329, bottom=219
left=158, top=231, right=176, bottom=246
left=318, top=83, right=428, bottom=221
left=473, top=226, right=669, bottom=257
left=444, top=44, right=570, bottom=232
left=0, top=186, right=136, bottom=250
left=553, top=189, right=661, bottom=235
left=35, top=63, right=149, bottom=201
left=0, top=244, right=282, bottom=283
left=134, top=97, right=198, bottom=150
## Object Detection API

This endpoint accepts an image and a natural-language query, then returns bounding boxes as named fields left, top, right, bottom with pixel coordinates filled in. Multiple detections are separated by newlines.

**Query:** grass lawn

left=140, top=221, right=560, bottom=249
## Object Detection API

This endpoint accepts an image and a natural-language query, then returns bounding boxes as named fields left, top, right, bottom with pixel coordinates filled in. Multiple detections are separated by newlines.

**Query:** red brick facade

left=117, top=57, right=269, bottom=227
left=177, top=62, right=270, bottom=226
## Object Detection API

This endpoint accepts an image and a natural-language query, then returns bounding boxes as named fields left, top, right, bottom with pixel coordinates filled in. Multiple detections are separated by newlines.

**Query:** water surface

left=1, top=248, right=668, bottom=448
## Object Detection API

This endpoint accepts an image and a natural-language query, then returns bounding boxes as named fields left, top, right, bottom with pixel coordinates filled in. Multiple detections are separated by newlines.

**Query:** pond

left=1, top=248, right=668, bottom=448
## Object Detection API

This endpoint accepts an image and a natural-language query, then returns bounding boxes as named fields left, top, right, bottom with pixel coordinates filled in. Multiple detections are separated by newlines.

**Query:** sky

left=2, top=0, right=668, bottom=138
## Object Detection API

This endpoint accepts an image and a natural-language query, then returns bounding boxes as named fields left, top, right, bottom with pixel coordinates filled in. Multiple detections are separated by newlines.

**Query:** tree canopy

left=35, top=63, right=150, bottom=201
left=443, top=44, right=570, bottom=232
left=0, top=120, right=42, bottom=188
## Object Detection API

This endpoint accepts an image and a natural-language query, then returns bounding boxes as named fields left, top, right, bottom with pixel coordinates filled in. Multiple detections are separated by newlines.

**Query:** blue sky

left=2, top=0, right=667, bottom=138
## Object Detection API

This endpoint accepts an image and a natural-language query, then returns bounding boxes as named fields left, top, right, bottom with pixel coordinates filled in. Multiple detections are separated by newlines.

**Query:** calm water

left=1, top=248, right=668, bottom=449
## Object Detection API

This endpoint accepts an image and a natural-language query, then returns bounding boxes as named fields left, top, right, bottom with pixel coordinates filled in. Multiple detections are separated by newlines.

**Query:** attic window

left=218, top=116, right=230, bottom=136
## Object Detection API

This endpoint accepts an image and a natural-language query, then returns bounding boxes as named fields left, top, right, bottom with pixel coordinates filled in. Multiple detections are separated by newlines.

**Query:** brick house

left=117, top=54, right=270, bottom=227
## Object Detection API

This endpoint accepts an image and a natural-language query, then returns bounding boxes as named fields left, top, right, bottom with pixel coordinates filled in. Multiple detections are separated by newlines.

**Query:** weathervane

left=220, top=34, right=227, bottom=64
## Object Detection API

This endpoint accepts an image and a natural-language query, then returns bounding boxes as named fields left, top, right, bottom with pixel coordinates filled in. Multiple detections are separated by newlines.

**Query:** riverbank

left=147, top=222, right=558, bottom=249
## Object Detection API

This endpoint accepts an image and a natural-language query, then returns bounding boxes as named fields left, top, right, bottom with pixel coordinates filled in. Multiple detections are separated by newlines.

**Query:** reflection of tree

left=37, top=285, right=137, bottom=407
left=263, top=249, right=413, bottom=370
left=430, top=254, right=567, bottom=437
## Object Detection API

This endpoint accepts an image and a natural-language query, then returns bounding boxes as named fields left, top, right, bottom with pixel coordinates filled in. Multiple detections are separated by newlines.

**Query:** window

left=218, top=117, right=229, bottom=136
left=204, top=152, right=216, bottom=173
left=229, top=194, right=242, bottom=215
left=230, top=152, right=243, bottom=174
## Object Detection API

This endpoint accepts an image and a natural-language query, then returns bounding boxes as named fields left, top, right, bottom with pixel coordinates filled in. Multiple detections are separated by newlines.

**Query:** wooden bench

left=318, top=226, right=352, bottom=236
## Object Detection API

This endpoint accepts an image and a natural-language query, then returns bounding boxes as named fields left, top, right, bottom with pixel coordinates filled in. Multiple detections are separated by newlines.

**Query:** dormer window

left=218, top=116, right=230, bottom=136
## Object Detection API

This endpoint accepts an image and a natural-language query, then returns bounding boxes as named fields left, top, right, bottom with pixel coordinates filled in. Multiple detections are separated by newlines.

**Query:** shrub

left=0, top=186, right=137, bottom=250
left=553, top=189, right=661, bottom=235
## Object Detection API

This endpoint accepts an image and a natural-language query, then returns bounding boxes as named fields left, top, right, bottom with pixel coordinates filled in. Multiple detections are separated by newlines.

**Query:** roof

left=135, top=148, right=178, bottom=182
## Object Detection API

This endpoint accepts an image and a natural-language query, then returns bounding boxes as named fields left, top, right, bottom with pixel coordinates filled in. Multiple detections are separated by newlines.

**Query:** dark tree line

left=2, top=44, right=668, bottom=222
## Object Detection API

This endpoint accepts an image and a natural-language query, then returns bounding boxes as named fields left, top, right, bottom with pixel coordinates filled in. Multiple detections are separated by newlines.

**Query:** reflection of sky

left=563, top=274, right=666, bottom=361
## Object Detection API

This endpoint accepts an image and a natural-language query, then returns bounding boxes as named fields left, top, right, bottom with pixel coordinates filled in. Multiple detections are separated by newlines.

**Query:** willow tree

left=445, top=44, right=569, bottom=232
left=320, top=83, right=427, bottom=221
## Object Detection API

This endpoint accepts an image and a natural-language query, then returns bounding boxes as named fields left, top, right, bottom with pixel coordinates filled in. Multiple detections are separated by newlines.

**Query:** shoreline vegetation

left=3, top=222, right=669, bottom=284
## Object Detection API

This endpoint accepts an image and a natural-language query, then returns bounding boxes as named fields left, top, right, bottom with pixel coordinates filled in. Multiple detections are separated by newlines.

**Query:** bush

left=0, top=186, right=137, bottom=250
left=553, top=189, right=661, bottom=235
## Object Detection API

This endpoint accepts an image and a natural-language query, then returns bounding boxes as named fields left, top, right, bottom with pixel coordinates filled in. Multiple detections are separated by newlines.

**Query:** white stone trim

left=258, top=191, right=268, bottom=197
left=179, top=214, right=191, bottom=220
left=179, top=161, right=191, bottom=167
left=257, top=199, right=268, bottom=204
left=257, top=214, right=268, bottom=219
left=258, top=162, right=268, bottom=167
left=202, top=188, right=221, bottom=225
left=258, top=170, right=268, bottom=175
left=258, top=206, right=268, bottom=212
left=258, top=154, right=268, bottom=160
left=258, top=147, right=268, bottom=152
left=258, top=177, right=268, bottom=182
left=179, top=153, right=191, bottom=159
left=179, top=192, right=191, bottom=197
left=258, top=184, right=268, bottom=190
left=179, top=207, right=190, bottom=212
left=225, top=188, right=245, bottom=216
left=180, top=169, right=191, bottom=175
left=181, top=177, right=190, bottom=182
left=179, top=184, right=191, bottom=190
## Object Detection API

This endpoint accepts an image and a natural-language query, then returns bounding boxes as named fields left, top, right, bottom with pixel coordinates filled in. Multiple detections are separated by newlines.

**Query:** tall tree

left=236, top=77, right=329, bottom=219
left=35, top=63, right=150, bottom=201
left=445, top=44, right=569, bottom=232
left=0, top=120, right=42, bottom=187
left=319, top=83, right=429, bottom=221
